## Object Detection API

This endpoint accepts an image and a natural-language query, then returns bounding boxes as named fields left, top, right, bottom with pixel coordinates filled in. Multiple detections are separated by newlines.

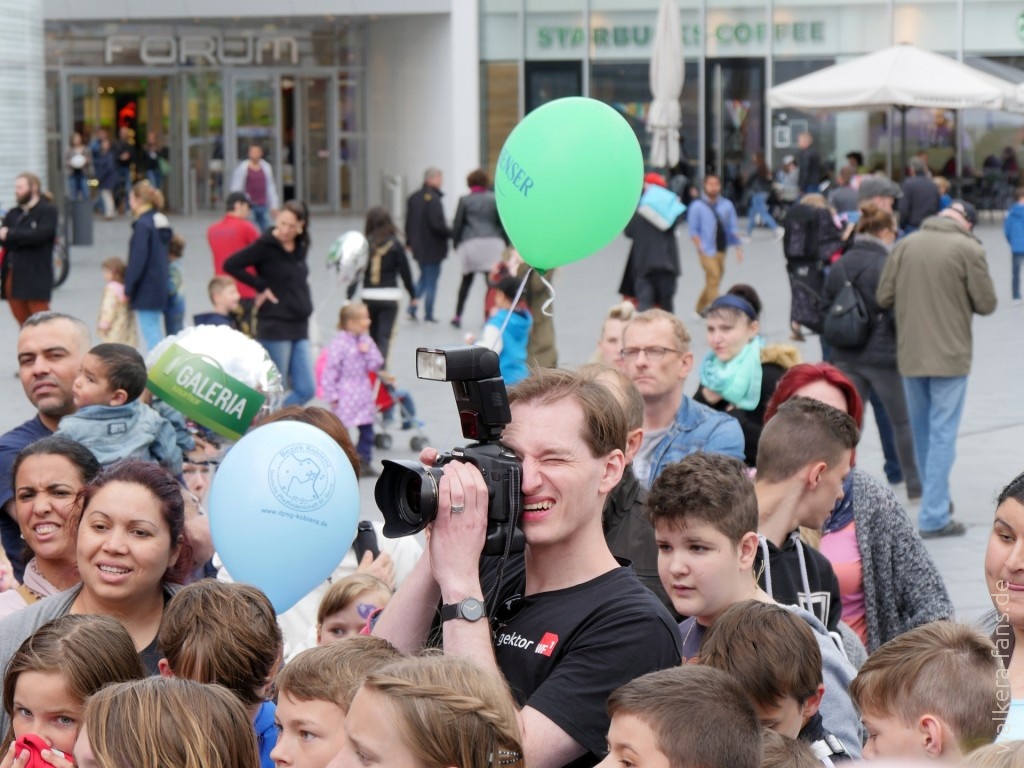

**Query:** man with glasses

left=621, top=309, right=743, bottom=488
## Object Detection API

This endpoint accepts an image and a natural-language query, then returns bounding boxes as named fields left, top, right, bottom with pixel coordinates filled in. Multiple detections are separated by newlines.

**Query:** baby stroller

left=370, top=372, right=429, bottom=452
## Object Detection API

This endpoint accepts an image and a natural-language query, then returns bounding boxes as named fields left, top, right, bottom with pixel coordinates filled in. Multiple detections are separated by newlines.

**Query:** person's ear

left=678, top=350, right=694, bottom=380
left=799, top=683, right=826, bottom=721
left=157, top=658, right=174, bottom=678
left=918, top=714, right=947, bottom=758
left=737, top=531, right=760, bottom=570
left=624, top=427, right=643, bottom=464
left=315, top=625, right=323, bottom=646
left=109, top=388, right=129, bottom=407
left=749, top=319, right=761, bottom=338
left=805, top=461, right=828, bottom=490
left=599, top=450, right=626, bottom=495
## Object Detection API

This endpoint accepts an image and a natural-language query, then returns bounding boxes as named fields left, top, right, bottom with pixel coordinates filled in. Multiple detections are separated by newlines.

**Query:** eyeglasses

left=620, top=346, right=684, bottom=362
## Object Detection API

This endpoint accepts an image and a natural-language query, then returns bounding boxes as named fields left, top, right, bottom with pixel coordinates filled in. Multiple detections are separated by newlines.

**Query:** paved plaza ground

left=3, top=209, right=1020, bottom=623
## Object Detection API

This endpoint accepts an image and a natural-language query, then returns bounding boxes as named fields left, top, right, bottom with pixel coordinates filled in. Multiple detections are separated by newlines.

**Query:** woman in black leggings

left=450, top=168, right=506, bottom=328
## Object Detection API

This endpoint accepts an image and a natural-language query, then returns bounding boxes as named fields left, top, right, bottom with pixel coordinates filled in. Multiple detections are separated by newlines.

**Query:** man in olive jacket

left=877, top=200, right=996, bottom=539
left=405, top=167, right=451, bottom=322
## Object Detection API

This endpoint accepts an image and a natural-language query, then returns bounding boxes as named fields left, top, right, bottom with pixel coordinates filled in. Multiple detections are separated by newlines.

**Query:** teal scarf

left=700, top=338, right=764, bottom=410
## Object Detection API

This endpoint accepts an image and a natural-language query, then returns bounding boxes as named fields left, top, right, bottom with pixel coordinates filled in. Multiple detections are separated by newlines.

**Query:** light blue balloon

left=208, top=421, right=360, bottom=613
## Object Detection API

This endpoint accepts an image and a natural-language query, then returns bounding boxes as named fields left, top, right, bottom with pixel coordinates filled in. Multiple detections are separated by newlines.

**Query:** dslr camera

left=374, top=346, right=525, bottom=556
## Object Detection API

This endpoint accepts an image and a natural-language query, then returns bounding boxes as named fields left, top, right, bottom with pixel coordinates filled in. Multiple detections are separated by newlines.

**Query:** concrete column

left=0, top=0, right=46, bottom=209
left=450, top=0, right=481, bottom=179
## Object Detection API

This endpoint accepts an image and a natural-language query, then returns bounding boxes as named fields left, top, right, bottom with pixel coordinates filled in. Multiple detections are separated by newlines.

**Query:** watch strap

left=440, top=597, right=485, bottom=623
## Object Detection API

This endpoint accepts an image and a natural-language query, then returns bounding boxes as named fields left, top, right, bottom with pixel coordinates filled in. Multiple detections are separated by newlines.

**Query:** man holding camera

left=374, top=367, right=681, bottom=768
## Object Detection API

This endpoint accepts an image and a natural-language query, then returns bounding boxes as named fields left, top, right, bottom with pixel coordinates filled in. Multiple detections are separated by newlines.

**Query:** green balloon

left=495, top=97, right=643, bottom=271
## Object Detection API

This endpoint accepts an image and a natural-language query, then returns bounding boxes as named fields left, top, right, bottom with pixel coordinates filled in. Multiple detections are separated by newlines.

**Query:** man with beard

left=0, top=173, right=59, bottom=326
left=0, top=312, right=90, bottom=581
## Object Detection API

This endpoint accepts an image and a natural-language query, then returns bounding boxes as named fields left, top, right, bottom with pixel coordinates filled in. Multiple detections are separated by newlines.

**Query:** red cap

left=643, top=172, right=667, bottom=188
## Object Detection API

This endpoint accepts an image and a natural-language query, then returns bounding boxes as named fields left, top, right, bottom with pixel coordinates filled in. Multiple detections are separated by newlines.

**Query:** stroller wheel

left=410, top=436, right=429, bottom=451
left=375, top=433, right=393, bottom=450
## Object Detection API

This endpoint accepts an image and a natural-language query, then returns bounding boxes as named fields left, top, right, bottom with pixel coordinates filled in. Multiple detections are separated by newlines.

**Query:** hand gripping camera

left=374, top=346, right=525, bottom=556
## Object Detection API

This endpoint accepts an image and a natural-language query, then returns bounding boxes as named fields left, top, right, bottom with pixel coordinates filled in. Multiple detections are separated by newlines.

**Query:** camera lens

left=375, top=460, right=441, bottom=538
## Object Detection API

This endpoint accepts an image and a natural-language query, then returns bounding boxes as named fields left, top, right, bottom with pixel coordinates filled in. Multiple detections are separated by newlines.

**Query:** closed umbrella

left=646, top=0, right=683, bottom=168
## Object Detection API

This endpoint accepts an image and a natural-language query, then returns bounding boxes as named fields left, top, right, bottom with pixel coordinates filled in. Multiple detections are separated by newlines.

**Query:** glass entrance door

left=65, top=74, right=177, bottom=210
left=185, top=73, right=224, bottom=212
left=705, top=59, right=765, bottom=206
left=283, top=75, right=331, bottom=209
left=231, top=74, right=279, bottom=211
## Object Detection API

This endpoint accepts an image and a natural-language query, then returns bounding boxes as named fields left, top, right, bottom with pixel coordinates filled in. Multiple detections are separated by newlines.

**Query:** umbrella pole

left=900, top=106, right=909, bottom=180
left=955, top=110, right=963, bottom=193
left=886, top=107, right=894, bottom=178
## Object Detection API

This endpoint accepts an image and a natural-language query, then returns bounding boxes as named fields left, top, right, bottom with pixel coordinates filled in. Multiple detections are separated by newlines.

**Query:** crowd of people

left=0, top=139, right=1018, bottom=768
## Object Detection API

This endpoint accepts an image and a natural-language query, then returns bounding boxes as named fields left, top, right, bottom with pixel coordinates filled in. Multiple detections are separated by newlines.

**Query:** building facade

left=29, top=0, right=1024, bottom=214
left=39, top=0, right=480, bottom=215
left=483, top=0, right=1024, bottom=200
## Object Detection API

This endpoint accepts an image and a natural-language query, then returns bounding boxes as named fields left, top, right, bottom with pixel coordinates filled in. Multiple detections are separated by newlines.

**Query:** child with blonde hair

left=321, top=303, right=384, bottom=475
left=316, top=574, right=392, bottom=644
left=96, top=257, right=138, bottom=345
left=341, top=656, right=524, bottom=768
left=272, top=637, right=400, bottom=768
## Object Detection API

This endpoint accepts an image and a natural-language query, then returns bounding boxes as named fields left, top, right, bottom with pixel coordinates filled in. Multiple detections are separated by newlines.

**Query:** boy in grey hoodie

left=648, top=452, right=861, bottom=758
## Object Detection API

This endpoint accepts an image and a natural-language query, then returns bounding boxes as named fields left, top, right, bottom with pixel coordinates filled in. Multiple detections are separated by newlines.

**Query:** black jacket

left=356, top=237, right=416, bottom=298
left=1, top=199, right=58, bottom=302
left=602, top=467, right=676, bottom=617
left=405, top=184, right=450, bottom=265
left=623, top=212, right=682, bottom=278
left=798, top=146, right=822, bottom=191
left=224, top=231, right=312, bottom=341
left=899, top=175, right=940, bottom=228
left=823, top=236, right=896, bottom=367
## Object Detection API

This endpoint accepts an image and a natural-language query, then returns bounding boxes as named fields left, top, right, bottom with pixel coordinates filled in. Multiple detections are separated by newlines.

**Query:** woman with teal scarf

left=694, top=285, right=800, bottom=465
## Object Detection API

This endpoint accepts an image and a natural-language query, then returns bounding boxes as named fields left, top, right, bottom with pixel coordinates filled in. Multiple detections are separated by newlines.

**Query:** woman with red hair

left=764, top=363, right=952, bottom=652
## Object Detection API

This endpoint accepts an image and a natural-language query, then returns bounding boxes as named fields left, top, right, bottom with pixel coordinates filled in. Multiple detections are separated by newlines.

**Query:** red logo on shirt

left=535, top=632, right=559, bottom=657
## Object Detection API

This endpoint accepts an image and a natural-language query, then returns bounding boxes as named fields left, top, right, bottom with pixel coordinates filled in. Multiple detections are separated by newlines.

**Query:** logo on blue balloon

left=267, top=443, right=336, bottom=512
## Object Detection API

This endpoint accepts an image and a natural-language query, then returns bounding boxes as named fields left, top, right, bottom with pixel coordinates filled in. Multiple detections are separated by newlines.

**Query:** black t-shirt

left=755, top=533, right=842, bottom=633
left=481, top=555, right=682, bottom=767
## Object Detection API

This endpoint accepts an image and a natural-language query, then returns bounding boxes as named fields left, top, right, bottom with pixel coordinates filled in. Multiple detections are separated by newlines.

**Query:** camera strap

left=484, top=464, right=523, bottom=619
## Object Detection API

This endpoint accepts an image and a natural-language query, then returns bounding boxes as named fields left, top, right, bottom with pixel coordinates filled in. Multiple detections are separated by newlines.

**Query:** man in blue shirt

left=687, top=174, right=743, bottom=317
left=0, top=312, right=90, bottom=581
left=621, top=309, right=744, bottom=488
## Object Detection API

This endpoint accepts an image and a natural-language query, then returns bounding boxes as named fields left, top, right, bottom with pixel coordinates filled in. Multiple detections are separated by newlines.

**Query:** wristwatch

left=440, top=597, right=486, bottom=623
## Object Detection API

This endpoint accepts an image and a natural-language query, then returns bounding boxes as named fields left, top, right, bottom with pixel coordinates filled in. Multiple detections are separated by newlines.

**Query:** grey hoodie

left=786, top=604, right=864, bottom=759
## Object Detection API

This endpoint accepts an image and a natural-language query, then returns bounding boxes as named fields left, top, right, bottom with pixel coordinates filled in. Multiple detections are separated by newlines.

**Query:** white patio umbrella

left=646, top=0, right=683, bottom=168
left=767, top=44, right=1022, bottom=173
left=767, top=44, right=1009, bottom=112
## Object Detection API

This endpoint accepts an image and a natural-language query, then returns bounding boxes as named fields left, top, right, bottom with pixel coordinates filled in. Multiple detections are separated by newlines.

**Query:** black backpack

left=782, top=204, right=822, bottom=264
left=822, top=261, right=870, bottom=349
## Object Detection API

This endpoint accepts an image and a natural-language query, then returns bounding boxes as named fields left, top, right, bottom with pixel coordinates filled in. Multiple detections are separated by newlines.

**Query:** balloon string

left=493, top=271, right=532, bottom=342
left=536, top=271, right=556, bottom=318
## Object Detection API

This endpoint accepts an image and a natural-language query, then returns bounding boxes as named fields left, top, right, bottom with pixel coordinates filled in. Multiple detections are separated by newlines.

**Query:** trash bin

left=71, top=198, right=93, bottom=246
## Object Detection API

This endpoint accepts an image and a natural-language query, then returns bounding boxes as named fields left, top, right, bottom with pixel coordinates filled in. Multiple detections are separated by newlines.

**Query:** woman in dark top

left=822, top=203, right=921, bottom=500
left=353, top=206, right=416, bottom=367
left=694, top=284, right=800, bottom=465
left=224, top=200, right=314, bottom=406
left=450, top=168, right=506, bottom=328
